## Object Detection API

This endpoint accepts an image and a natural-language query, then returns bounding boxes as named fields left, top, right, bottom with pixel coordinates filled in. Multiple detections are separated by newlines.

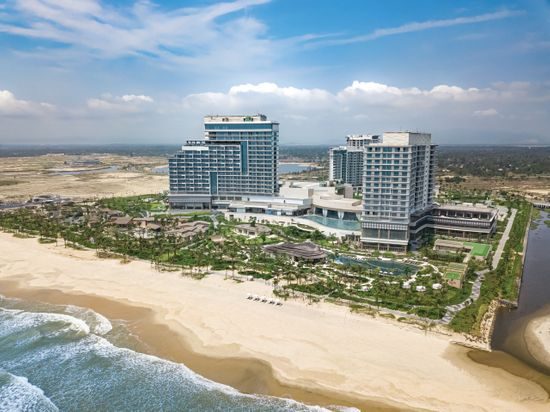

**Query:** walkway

left=441, top=269, right=489, bottom=324
left=492, top=208, right=517, bottom=270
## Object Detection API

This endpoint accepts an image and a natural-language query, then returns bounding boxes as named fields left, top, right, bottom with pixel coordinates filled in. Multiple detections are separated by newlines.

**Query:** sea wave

left=64, top=305, right=113, bottom=335
left=0, top=301, right=332, bottom=411
left=0, top=307, right=90, bottom=340
left=0, top=369, right=58, bottom=412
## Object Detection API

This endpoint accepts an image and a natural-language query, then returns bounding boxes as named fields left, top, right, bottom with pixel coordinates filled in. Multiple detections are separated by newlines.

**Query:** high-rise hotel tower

left=168, top=114, right=279, bottom=209
left=329, top=134, right=381, bottom=191
left=361, top=132, right=436, bottom=252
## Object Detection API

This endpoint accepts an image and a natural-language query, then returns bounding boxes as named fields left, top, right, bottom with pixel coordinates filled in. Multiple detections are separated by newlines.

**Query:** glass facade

left=169, top=115, right=279, bottom=208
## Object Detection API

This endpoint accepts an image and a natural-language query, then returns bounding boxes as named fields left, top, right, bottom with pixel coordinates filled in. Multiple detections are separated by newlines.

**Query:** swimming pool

left=335, top=255, right=419, bottom=275
left=302, top=215, right=361, bottom=231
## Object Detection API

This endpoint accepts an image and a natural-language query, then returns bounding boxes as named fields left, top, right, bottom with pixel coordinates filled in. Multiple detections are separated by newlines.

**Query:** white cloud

left=0, top=1, right=524, bottom=72
left=339, top=81, right=422, bottom=96
left=178, top=80, right=549, bottom=144
left=473, top=108, right=499, bottom=117
left=87, top=93, right=154, bottom=113
left=183, top=80, right=535, bottom=111
left=2, top=80, right=548, bottom=144
left=0, top=90, right=55, bottom=116
left=310, top=9, right=522, bottom=47
left=121, top=94, right=153, bottom=103
left=0, top=0, right=278, bottom=69
left=228, top=82, right=331, bottom=100
left=183, top=82, right=333, bottom=112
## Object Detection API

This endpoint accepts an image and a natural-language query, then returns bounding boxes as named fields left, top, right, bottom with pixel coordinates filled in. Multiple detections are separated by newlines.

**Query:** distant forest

left=0, top=144, right=180, bottom=158
left=437, top=146, right=550, bottom=176
left=281, top=145, right=550, bottom=177
left=1, top=144, right=549, bottom=177
left=280, top=145, right=550, bottom=176
left=0, top=144, right=331, bottom=162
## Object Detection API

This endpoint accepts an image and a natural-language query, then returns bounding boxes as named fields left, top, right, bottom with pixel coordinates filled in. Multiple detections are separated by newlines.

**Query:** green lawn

left=445, top=271, right=461, bottom=280
left=464, top=242, right=490, bottom=257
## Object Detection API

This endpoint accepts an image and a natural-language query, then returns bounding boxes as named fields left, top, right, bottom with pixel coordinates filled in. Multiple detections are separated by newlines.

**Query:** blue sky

left=0, top=0, right=549, bottom=145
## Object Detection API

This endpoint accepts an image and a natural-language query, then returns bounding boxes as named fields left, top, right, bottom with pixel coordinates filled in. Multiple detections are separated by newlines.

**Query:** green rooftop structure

left=445, top=263, right=468, bottom=288
left=463, top=242, right=491, bottom=257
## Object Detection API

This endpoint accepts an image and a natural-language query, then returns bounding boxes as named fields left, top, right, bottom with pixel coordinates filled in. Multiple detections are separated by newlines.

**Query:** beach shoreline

left=0, top=280, right=397, bottom=412
left=0, top=232, right=549, bottom=411
left=525, top=314, right=550, bottom=371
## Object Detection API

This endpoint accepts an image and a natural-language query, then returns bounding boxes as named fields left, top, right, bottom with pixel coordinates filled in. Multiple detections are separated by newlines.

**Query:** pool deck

left=223, top=212, right=360, bottom=238
left=337, top=255, right=419, bottom=275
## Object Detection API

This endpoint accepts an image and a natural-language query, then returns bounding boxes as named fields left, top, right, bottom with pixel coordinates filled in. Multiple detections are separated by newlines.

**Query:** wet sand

left=525, top=315, right=550, bottom=370
left=0, top=281, right=398, bottom=412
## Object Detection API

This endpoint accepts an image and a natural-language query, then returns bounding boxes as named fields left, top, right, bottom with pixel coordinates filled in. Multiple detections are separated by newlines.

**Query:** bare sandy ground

left=0, top=154, right=167, bottom=201
left=0, top=233, right=548, bottom=411
left=446, top=175, right=550, bottom=199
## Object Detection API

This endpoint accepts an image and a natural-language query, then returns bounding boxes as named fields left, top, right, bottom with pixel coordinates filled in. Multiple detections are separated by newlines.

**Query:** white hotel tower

left=168, top=114, right=279, bottom=209
left=361, top=132, right=436, bottom=252
left=328, top=134, right=381, bottom=191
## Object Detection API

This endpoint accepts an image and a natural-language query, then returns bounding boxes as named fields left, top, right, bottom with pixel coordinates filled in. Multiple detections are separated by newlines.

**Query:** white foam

left=0, top=370, right=58, bottom=412
left=0, top=306, right=335, bottom=411
left=64, top=305, right=113, bottom=335
left=80, top=335, right=332, bottom=411
left=330, top=407, right=361, bottom=412
left=0, top=308, right=90, bottom=338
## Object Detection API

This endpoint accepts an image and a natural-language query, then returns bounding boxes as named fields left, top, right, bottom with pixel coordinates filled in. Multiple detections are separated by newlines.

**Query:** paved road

left=492, top=208, right=517, bottom=270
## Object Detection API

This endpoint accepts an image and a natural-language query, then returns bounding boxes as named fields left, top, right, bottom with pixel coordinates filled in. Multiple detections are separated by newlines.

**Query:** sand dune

left=0, top=232, right=548, bottom=411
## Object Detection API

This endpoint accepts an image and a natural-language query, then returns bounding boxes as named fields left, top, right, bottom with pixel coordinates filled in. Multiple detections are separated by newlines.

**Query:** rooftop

left=434, top=239, right=466, bottom=248
left=167, top=221, right=210, bottom=238
left=112, top=216, right=133, bottom=226
left=264, top=241, right=327, bottom=261
left=311, top=193, right=362, bottom=212
left=437, top=203, right=497, bottom=214
left=346, top=134, right=381, bottom=144
left=235, top=223, right=271, bottom=234
left=204, top=114, right=269, bottom=123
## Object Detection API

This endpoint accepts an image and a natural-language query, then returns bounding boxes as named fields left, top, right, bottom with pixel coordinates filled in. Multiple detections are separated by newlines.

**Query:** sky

left=0, top=0, right=549, bottom=145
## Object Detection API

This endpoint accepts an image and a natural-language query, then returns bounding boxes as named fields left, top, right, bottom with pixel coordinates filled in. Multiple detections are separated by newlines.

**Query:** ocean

left=0, top=295, right=334, bottom=412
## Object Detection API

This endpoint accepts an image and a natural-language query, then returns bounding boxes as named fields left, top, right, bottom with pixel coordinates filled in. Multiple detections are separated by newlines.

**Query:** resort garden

left=0, top=193, right=529, bottom=330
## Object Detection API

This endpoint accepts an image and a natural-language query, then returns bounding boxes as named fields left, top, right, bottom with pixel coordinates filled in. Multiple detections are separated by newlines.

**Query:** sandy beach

left=0, top=232, right=549, bottom=411
left=525, top=315, right=550, bottom=370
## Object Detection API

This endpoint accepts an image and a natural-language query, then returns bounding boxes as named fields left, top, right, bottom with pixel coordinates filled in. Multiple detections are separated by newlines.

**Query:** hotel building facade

left=329, top=134, right=381, bottom=191
left=168, top=114, right=279, bottom=209
left=361, top=132, right=437, bottom=251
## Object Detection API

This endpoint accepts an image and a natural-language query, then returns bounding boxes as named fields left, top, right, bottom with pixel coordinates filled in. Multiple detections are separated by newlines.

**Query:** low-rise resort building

left=234, top=223, right=271, bottom=237
left=263, top=241, right=328, bottom=263
left=166, top=221, right=210, bottom=240
left=410, top=203, right=497, bottom=242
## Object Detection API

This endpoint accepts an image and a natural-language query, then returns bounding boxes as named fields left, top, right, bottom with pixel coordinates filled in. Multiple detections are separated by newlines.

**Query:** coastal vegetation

left=0, top=178, right=537, bottom=335
left=98, top=194, right=167, bottom=216
left=0, top=196, right=490, bottom=324
left=449, top=198, right=531, bottom=334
